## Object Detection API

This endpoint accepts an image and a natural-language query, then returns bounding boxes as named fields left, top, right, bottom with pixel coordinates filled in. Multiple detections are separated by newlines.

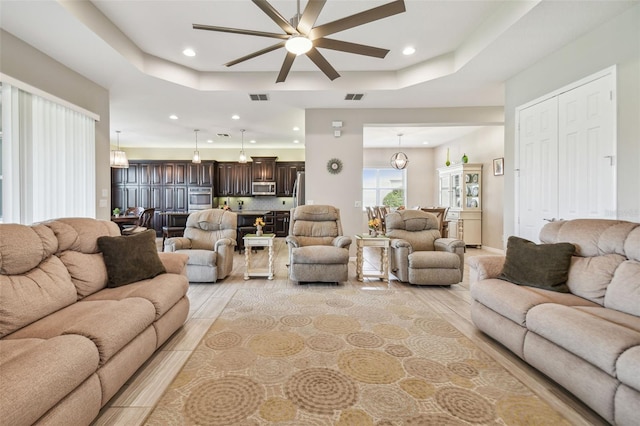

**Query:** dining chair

left=122, top=208, right=155, bottom=235
left=420, top=207, right=449, bottom=237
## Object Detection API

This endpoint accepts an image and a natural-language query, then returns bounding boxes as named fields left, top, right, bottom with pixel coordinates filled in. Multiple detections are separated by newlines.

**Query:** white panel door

left=558, top=74, right=616, bottom=220
left=517, top=97, right=559, bottom=242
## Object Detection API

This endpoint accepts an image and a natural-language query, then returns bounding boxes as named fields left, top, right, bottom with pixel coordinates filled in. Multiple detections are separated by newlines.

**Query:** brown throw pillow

left=499, top=236, right=575, bottom=293
left=98, top=229, right=166, bottom=288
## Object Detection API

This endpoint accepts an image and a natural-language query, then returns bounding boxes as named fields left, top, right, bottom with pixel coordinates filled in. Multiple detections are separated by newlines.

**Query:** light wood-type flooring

left=93, top=239, right=607, bottom=425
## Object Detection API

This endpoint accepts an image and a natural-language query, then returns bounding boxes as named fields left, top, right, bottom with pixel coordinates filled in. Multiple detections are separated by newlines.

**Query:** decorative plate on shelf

left=327, top=158, right=343, bottom=174
left=472, top=187, right=479, bottom=196
left=472, top=174, right=478, bottom=183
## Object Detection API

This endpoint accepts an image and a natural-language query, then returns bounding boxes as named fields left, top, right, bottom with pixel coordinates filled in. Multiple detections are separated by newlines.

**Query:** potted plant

left=112, top=207, right=121, bottom=217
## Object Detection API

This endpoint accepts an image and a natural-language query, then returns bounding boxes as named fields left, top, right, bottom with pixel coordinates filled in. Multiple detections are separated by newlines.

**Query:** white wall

left=0, top=30, right=111, bottom=220
left=504, top=5, right=640, bottom=238
left=305, top=107, right=503, bottom=254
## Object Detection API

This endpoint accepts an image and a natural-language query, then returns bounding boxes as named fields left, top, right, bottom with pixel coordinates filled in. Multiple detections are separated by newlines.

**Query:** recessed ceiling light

left=207, top=139, right=213, bottom=144
left=182, top=48, right=196, bottom=57
left=250, top=140, right=256, bottom=144
left=293, top=126, right=300, bottom=131
left=402, top=46, right=416, bottom=55
left=169, top=114, right=178, bottom=120
left=231, top=114, right=240, bottom=120
left=422, top=141, right=429, bottom=145
left=293, top=140, right=300, bottom=144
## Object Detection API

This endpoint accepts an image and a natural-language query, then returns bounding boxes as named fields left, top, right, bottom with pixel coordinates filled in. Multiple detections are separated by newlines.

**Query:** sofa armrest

left=157, top=252, right=189, bottom=275
left=214, top=237, right=236, bottom=251
left=333, top=236, right=352, bottom=249
left=390, top=238, right=413, bottom=253
left=164, top=237, right=192, bottom=252
left=285, top=235, right=300, bottom=248
left=434, top=238, right=465, bottom=253
left=468, top=255, right=505, bottom=282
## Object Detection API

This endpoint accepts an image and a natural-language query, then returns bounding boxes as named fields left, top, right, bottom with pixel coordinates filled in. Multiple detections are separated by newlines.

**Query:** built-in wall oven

left=188, top=187, right=212, bottom=211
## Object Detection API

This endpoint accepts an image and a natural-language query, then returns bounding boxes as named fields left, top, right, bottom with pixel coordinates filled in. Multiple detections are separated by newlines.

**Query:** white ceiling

left=1, top=0, right=636, bottom=149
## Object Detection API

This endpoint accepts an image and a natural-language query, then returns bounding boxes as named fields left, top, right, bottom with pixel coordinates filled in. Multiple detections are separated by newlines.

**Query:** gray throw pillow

left=499, top=236, right=575, bottom=293
left=98, top=229, right=166, bottom=288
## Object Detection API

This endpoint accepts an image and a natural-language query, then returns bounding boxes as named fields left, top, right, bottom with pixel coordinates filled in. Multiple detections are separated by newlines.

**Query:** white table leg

left=356, top=242, right=364, bottom=281
left=267, top=244, right=274, bottom=280
left=244, top=246, right=250, bottom=280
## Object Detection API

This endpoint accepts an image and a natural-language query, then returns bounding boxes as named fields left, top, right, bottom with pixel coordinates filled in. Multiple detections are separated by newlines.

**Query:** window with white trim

left=363, top=168, right=406, bottom=208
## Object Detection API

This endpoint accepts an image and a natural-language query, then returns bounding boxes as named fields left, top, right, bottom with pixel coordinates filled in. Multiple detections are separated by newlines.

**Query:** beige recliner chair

left=386, top=209, right=465, bottom=285
left=164, top=209, right=237, bottom=282
left=286, top=205, right=352, bottom=284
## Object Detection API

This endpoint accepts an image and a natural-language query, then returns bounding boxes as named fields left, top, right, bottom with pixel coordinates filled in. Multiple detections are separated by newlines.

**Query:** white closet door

left=558, top=74, right=616, bottom=220
left=517, top=97, right=559, bottom=242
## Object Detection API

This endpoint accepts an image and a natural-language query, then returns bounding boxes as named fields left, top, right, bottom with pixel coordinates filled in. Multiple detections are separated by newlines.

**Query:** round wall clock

left=327, top=158, right=343, bottom=174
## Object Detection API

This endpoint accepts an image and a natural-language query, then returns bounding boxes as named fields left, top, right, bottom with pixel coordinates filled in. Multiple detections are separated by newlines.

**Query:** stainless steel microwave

left=252, top=181, right=276, bottom=195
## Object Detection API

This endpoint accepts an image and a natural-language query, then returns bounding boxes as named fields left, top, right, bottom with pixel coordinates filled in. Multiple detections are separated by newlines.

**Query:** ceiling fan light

left=285, top=35, right=312, bottom=55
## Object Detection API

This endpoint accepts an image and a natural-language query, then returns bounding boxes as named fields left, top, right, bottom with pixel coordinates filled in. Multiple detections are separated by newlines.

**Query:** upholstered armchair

left=286, top=205, right=352, bottom=283
left=386, top=209, right=465, bottom=285
left=164, top=209, right=237, bottom=282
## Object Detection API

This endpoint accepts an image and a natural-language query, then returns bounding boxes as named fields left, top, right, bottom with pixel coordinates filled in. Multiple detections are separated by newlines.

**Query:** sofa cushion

left=83, top=273, right=189, bottom=319
left=566, top=254, right=626, bottom=305
left=45, top=218, right=120, bottom=254
left=526, top=304, right=640, bottom=376
left=604, top=260, right=640, bottom=317
left=499, top=236, right=575, bottom=292
left=470, top=278, right=598, bottom=326
left=5, top=298, right=156, bottom=365
left=0, top=335, right=100, bottom=426
left=292, top=246, right=349, bottom=264
left=0, top=223, right=58, bottom=274
left=409, top=251, right=460, bottom=269
left=617, top=346, right=640, bottom=392
left=98, top=230, right=166, bottom=287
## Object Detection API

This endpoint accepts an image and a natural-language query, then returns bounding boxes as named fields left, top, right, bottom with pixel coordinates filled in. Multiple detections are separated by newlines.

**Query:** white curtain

left=2, top=84, right=96, bottom=224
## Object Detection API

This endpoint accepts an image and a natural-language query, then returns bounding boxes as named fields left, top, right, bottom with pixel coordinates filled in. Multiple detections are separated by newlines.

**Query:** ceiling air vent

left=216, top=133, right=230, bottom=138
left=249, top=94, right=269, bottom=101
left=344, top=93, right=364, bottom=101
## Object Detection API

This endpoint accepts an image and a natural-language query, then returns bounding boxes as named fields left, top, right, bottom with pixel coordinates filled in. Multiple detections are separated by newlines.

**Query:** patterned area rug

left=146, top=288, right=569, bottom=425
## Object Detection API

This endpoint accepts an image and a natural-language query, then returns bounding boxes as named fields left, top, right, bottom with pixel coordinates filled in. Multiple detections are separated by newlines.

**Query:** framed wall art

left=493, top=157, right=504, bottom=176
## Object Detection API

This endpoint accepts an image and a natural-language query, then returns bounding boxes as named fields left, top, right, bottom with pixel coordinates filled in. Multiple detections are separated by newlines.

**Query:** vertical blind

left=2, top=84, right=95, bottom=224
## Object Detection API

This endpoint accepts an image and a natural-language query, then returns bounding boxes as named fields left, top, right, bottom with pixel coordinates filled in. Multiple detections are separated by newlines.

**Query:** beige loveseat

left=0, top=218, right=190, bottom=425
left=470, top=219, right=640, bottom=425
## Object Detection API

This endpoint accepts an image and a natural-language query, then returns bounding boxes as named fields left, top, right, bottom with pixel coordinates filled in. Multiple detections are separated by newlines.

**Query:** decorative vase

left=445, top=148, right=451, bottom=167
left=369, top=229, right=378, bottom=237
left=462, top=153, right=468, bottom=163
left=256, top=225, right=263, bottom=236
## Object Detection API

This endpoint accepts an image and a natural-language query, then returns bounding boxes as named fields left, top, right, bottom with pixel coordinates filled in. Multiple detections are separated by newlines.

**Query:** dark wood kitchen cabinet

left=276, top=162, right=305, bottom=196
left=163, top=162, right=188, bottom=185
left=216, top=162, right=251, bottom=196
left=251, top=156, right=277, bottom=182
left=274, top=210, right=290, bottom=237
left=188, top=162, right=214, bottom=186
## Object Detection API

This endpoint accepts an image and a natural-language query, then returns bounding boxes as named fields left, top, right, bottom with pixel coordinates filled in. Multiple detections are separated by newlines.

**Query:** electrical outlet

left=354, top=200, right=361, bottom=208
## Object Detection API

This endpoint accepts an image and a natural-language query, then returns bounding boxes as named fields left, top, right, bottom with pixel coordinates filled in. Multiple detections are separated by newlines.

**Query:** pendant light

left=238, top=129, right=247, bottom=163
left=390, top=133, right=409, bottom=170
left=192, top=129, right=201, bottom=164
left=110, top=130, right=129, bottom=168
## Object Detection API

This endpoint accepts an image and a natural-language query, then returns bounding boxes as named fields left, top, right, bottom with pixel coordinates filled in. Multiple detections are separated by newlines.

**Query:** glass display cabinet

left=437, top=163, right=483, bottom=246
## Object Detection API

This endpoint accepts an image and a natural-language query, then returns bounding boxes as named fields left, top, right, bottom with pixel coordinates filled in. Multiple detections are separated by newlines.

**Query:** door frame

left=514, top=65, right=617, bottom=236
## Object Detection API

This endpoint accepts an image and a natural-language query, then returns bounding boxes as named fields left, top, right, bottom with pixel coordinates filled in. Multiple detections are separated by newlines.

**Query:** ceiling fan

left=193, top=0, right=406, bottom=83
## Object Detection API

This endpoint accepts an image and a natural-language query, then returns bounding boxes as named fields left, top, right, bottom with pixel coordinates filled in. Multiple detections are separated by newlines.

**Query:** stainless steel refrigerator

left=293, top=171, right=305, bottom=207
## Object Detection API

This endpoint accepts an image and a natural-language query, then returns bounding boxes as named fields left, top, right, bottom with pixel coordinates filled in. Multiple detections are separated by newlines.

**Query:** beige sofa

left=469, top=219, right=640, bottom=425
left=0, top=218, right=190, bottom=425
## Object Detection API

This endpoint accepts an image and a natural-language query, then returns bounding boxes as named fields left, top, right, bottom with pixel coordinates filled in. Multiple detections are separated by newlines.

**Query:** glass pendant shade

left=192, top=129, right=201, bottom=164
left=285, top=35, right=312, bottom=55
left=110, top=131, right=129, bottom=168
left=239, top=129, right=247, bottom=163
left=390, top=133, right=409, bottom=170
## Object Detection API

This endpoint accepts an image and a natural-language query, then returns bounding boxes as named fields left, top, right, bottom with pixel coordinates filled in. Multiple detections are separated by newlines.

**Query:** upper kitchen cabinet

left=251, top=156, right=277, bottom=182
left=216, top=162, right=252, bottom=196
left=188, top=161, right=214, bottom=186
left=276, top=162, right=305, bottom=196
left=163, top=162, right=188, bottom=185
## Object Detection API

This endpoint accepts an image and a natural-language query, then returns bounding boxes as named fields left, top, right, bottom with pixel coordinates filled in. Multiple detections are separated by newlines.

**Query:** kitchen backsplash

left=214, top=196, right=295, bottom=212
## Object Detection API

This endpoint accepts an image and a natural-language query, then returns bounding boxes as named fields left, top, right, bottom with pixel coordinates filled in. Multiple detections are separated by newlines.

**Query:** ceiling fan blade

left=306, top=48, right=340, bottom=81
left=252, top=0, right=296, bottom=34
left=308, top=0, right=406, bottom=39
left=297, top=0, right=326, bottom=35
left=193, top=23, right=289, bottom=40
left=276, top=52, right=297, bottom=83
left=314, top=38, right=389, bottom=58
left=224, top=41, right=286, bottom=67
